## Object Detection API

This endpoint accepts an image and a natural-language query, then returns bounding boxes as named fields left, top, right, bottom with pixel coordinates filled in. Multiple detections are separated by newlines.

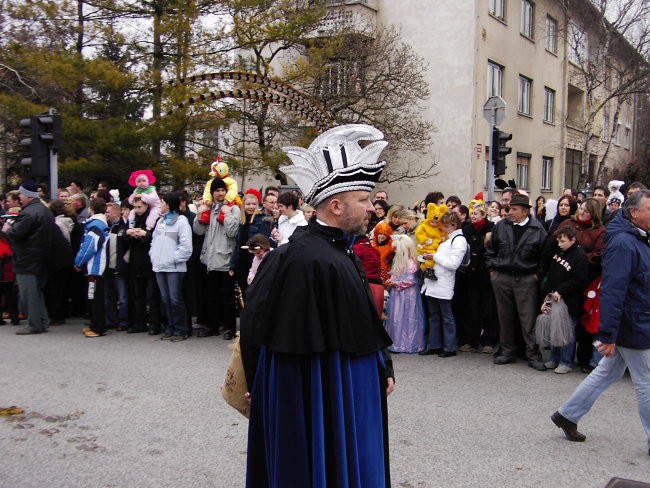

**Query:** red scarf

left=472, top=218, right=487, bottom=232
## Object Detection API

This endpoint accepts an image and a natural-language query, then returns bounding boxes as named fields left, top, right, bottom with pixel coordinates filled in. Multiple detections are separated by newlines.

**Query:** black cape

left=240, top=221, right=392, bottom=387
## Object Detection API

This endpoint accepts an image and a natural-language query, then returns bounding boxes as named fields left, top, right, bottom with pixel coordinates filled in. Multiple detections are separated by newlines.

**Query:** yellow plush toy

left=198, top=157, right=242, bottom=225
left=414, top=203, right=448, bottom=277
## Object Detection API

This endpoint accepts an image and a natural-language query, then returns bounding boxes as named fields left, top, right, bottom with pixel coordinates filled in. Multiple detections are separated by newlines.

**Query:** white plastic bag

left=535, top=295, right=574, bottom=348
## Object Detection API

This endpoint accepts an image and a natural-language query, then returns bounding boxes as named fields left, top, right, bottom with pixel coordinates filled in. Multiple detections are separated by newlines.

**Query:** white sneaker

left=544, top=361, right=558, bottom=369
left=554, top=364, right=572, bottom=374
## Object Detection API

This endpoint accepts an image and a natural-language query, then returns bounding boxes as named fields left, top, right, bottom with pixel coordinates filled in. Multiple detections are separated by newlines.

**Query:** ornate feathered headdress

left=280, top=124, right=387, bottom=207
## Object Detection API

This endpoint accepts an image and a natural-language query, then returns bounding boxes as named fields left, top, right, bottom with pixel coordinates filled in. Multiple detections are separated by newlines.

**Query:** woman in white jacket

left=149, top=192, right=193, bottom=341
left=419, top=211, right=468, bottom=357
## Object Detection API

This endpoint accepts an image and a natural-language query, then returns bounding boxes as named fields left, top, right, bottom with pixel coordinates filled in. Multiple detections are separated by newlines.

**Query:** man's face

left=563, top=188, right=574, bottom=197
left=501, top=192, right=512, bottom=206
left=339, top=191, right=374, bottom=235
left=593, top=189, right=607, bottom=207
left=7, top=196, right=19, bottom=207
left=277, top=203, right=289, bottom=216
left=374, top=191, right=387, bottom=202
left=263, top=195, right=277, bottom=214
left=18, top=193, right=31, bottom=207
left=133, top=200, right=148, bottom=216
left=98, top=183, right=106, bottom=190
left=38, top=187, right=46, bottom=198
left=105, top=206, right=120, bottom=223
left=630, top=196, right=650, bottom=232
left=212, top=188, right=227, bottom=202
left=509, top=204, right=529, bottom=224
left=58, top=190, right=70, bottom=202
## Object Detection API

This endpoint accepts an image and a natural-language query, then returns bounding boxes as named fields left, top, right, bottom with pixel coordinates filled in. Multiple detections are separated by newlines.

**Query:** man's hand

left=2, top=223, right=10, bottom=233
left=597, top=341, right=616, bottom=357
left=386, top=378, right=395, bottom=396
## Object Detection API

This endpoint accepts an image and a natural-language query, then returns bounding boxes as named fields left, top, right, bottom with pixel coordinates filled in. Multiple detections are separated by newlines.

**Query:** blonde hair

left=240, top=193, right=261, bottom=224
left=385, top=204, right=405, bottom=223
left=391, top=235, right=417, bottom=275
left=472, top=203, right=488, bottom=217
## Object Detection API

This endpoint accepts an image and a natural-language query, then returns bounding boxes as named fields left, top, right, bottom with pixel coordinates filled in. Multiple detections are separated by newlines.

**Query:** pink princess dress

left=385, top=258, right=426, bottom=353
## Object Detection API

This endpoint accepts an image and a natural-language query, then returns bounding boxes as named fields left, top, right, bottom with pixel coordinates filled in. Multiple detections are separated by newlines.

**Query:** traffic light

left=19, top=110, right=61, bottom=177
left=491, top=126, right=512, bottom=176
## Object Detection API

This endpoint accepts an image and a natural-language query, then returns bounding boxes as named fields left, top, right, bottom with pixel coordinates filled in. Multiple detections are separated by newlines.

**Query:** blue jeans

left=156, top=272, right=188, bottom=337
left=550, top=317, right=577, bottom=367
left=105, top=273, right=129, bottom=328
left=425, top=296, right=457, bottom=352
left=558, top=347, right=650, bottom=450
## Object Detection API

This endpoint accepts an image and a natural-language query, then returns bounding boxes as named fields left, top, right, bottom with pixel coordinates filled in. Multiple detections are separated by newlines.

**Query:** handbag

left=581, top=276, right=601, bottom=334
left=221, top=332, right=249, bottom=418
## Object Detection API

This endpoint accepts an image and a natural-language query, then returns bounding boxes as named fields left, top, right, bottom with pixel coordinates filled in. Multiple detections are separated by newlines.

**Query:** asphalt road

left=1, top=319, right=648, bottom=488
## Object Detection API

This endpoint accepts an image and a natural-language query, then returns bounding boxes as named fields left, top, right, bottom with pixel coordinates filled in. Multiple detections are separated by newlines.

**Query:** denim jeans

left=105, top=273, right=129, bottom=328
left=156, top=272, right=188, bottom=337
left=550, top=317, right=576, bottom=367
left=425, top=296, right=457, bottom=352
left=558, top=346, right=650, bottom=450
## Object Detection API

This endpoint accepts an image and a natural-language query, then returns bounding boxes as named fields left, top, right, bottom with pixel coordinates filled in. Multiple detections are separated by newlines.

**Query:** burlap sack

left=221, top=332, right=249, bottom=418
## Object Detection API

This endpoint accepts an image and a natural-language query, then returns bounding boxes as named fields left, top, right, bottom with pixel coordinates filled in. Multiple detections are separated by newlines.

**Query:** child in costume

left=607, top=179, right=625, bottom=205
left=385, top=234, right=425, bottom=353
left=198, top=157, right=241, bottom=225
left=372, top=221, right=394, bottom=287
left=127, top=169, right=161, bottom=230
left=414, top=202, right=448, bottom=279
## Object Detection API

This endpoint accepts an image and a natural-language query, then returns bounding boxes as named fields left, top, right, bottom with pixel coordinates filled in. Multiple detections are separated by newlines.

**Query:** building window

left=489, top=0, right=505, bottom=20
left=612, top=123, right=621, bottom=145
left=520, top=0, right=534, bottom=39
left=602, top=114, right=609, bottom=141
left=518, top=75, right=532, bottom=115
left=516, top=154, right=530, bottom=189
left=568, top=22, right=587, bottom=66
left=546, top=16, right=557, bottom=53
left=565, top=149, right=582, bottom=189
left=544, top=87, right=555, bottom=123
left=624, top=126, right=631, bottom=149
left=318, top=59, right=366, bottom=97
left=541, top=156, right=553, bottom=190
left=488, top=61, right=503, bottom=97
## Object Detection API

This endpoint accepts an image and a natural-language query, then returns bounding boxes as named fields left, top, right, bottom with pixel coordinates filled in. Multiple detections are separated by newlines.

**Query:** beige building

left=279, top=0, right=644, bottom=205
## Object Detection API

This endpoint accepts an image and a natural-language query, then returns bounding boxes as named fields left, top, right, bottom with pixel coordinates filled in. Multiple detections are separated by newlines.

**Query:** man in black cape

left=240, top=125, right=394, bottom=487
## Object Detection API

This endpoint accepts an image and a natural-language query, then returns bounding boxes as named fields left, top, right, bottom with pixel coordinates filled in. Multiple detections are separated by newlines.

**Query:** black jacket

left=542, top=243, right=590, bottom=317
left=462, top=219, right=494, bottom=271
left=124, top=209, right=154, bottom=276
left=6, top=198, right=54, bottom=275
left=486, top=216, right=547, bottom=275
left=240, top=221, right=392, bottom=389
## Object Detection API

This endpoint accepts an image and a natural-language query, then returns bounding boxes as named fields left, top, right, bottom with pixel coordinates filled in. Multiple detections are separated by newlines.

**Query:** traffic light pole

left=50, top=148, right=58, bottom=201
left=487, top=117, right=496, bottom=203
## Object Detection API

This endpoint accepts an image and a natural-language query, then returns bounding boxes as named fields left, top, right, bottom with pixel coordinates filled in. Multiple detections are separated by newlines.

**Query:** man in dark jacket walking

left=486, top=193, right=548, bottom=369
left=3, top=181, right=53, bottom=334
left=551, top=189, right=650, bottom=455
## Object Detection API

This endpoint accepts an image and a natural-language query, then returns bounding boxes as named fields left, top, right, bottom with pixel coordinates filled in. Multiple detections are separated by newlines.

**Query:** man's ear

left=328, top=196, right=344, bottom=216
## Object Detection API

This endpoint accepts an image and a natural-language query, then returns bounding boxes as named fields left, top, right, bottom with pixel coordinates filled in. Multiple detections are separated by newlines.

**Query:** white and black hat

left=280, top=124, right=387, bottom=207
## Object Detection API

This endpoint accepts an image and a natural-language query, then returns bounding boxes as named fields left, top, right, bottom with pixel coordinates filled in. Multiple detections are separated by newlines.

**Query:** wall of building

left=371, top=0, right=477, bottom=205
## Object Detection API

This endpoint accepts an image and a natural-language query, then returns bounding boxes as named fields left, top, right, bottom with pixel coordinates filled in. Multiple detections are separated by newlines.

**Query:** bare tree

left=559, top=0, right=650, bottom=188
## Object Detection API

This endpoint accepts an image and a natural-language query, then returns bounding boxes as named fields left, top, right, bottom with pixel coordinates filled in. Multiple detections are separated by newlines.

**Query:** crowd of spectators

left=0, top=175, right=647, bottom=376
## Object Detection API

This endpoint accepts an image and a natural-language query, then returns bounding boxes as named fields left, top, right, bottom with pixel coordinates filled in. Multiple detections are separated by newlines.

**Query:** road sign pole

left=49, top=149, right=58, bottom=202
left=488, top=112, right=496, bottom=202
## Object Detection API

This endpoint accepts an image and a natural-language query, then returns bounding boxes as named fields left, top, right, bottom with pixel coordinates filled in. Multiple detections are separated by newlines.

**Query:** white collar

left=514, top=217, right=530, bottom=226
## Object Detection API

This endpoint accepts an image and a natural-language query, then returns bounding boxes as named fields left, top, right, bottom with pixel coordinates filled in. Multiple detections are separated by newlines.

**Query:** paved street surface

left=1, top=319, right=648, bottom=488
